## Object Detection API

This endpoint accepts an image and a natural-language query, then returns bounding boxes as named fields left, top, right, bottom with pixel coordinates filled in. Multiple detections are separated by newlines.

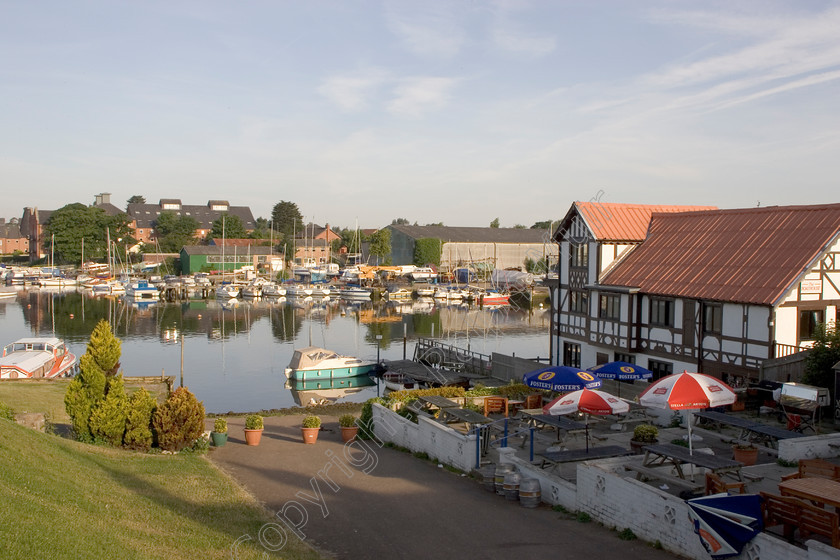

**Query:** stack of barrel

left=483, top=463, right=540, bottom=508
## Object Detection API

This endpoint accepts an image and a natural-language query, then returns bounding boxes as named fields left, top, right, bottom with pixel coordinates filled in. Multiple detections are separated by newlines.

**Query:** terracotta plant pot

left=211, top=432, right=228, bottom=447
left=733, top=445, right=758, bottom=466
left=301, top=427, right=320, bottom=444
left=341, top=426, right=359, bottom=443
left=244, top=429, right=263, bottom=446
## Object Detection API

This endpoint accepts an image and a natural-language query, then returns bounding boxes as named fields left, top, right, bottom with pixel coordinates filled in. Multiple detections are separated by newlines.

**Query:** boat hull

left=285, top=363, right=378, bottom=381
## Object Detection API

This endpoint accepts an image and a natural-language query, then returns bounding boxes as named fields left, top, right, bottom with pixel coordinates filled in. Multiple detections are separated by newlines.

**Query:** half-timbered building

left=551, top=203, right=840, bottom=385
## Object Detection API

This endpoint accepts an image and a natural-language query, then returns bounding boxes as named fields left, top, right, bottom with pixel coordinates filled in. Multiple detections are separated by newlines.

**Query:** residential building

left=294, top=223, right=339, bottom=266
left=387, top=225, right=558, bottom=271
left=20, top=207, right=52, bottom=261
left=551, top=202, right=840, bottom=386
left=127, top=199, right=256, bottom=245
left=0, top=218, right=28, bottom=255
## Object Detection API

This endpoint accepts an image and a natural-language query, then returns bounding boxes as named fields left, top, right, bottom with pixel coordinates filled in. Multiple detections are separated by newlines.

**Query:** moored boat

left=215, top=283, right=240, bottom=298
left=125, top=280, right=160, bottom=299
left=0, top=337, right=77, bottom=379
left=284, top=346, right=379, bottom=381
left=381, top=372, right=422, bottom=392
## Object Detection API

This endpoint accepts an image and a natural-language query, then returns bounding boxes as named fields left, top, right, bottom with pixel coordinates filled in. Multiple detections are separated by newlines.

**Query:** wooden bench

left=760, top=492, right=840, bottom=548
left=780, top=458, right=840, bottom=482
left=705, top=472, right=746, bottom=495
left=624, top=464, right=703, bottom=493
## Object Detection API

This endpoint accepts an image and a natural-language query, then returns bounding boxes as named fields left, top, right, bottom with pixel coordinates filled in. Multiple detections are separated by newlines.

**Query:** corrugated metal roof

left=388, top=224, right=549, bottom=243
left=600, top=204, right=840, bottom=306
left=575, top=202, right=717, bottom=241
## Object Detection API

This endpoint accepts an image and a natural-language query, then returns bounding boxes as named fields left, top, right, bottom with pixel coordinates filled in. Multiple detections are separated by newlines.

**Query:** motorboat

left=381, top=372, right=422, bottom=392
left=339, top=286, right=372, bottom=300
left=261, top=282, right=286, bottom=297
left=0, top=337, right=77, bottom=379
left=284, top=346, right=379, bottom=381
left=384, top=287, right=413, bottom=301
left=478, top=290, right=510, bottom=306
left=125, top=280, right=161, bottom=299
left=414, top=284, right=435, bottom=297
left=286, top=283, right=314, bottom=297
left=410, top=267, right=437, bottom=281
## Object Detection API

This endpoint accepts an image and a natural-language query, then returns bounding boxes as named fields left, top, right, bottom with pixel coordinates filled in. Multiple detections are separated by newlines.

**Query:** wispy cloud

left=316, top=69, right=388, bottom=112
left=387, top=76, right=458, bottom=117
left=384, top=2, right=466, bottom=57
left=489, top=0, right=555, bottom=56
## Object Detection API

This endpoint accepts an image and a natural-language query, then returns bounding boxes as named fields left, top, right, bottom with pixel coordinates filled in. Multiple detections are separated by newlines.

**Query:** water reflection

left=0, top=287, right=550, bottom=412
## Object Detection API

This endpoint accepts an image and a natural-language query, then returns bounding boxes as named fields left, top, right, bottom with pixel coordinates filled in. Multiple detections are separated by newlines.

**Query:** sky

left=2, top=1, right=840, bottom=229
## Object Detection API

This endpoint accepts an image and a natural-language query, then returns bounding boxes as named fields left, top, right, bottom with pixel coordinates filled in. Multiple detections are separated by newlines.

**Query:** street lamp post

left=376, top=334, right=383, bottom=397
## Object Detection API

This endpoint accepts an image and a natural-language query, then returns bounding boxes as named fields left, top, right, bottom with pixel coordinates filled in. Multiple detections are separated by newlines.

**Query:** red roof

left=600, top=204, right=840, bottom=305
left=572, top=202, right=716, bottom=241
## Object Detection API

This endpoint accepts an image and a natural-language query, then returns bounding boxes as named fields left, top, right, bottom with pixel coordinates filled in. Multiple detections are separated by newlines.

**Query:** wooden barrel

left=479, top=465, right=496, bottom=492
left=494, top=464, right=515, bottom=496
left=503, top=472, right=522, bottom=501
left=519, top=478, right=541, bottom=508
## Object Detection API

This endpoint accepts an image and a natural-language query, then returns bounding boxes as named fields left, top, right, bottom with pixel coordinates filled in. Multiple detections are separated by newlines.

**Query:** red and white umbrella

left=543, top=388, right=629, bottom=451
left=639, top=371, right=737, bottom=454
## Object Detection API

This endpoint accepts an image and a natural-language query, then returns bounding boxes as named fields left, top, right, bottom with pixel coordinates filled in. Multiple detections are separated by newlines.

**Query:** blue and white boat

left=284, top=346, right=379, bottom=381
left=125, top=280, right=160, bottom=299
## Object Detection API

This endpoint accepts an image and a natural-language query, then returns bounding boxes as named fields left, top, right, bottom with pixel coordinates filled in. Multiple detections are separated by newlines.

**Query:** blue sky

left=2, top=1, right=839, bottom=229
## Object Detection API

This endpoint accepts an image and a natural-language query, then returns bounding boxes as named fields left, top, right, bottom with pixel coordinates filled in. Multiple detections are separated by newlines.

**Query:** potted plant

left=211, top=417, right=228, bottom=447
left=301, top=415, right=321, bottom=444
left=732, top=442, right=759, bottom=466
left=244, top=414, right=264, bottom=446
left=339, top=414, right=358, bottom=443
left=630, top=423, right=659, bottom=454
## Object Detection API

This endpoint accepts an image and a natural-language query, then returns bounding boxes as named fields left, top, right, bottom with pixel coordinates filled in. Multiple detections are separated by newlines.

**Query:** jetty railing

left=414, top=338, right=492, bottom=376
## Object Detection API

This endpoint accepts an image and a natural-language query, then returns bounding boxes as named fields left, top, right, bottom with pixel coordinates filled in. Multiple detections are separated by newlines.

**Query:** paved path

left=209, top=415, right=679, bottom=560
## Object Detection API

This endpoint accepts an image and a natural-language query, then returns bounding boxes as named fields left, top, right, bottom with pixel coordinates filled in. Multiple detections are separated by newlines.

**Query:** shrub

left=387, top=386, right=465, bottom=403
left=576, top=512, right=591, bottom=523
left=0, top=401, right=14, bottom=421
left=213, top=418, right=228, bottom=433
left=632, top=423, right=658, bottom=443
left=244, top=414, right=263, bottom=430
left=670, top=438, right=689, bottom=448
left=89, top=375, right=128, bottom=447
left=618, top=528, right=637, bottom=541
left=302, top=415, right=321, bottom=428
left=123, top=388, right=157, bottom=451
left=339, top=414, right=356, bottom=428
left=358, top=397, right=385, bottom=440
left=153, top=387, right=206, bottom=452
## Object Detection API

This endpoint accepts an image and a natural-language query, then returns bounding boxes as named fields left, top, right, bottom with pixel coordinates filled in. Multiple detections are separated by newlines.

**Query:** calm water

left=0, top=287, right=551, bottom=413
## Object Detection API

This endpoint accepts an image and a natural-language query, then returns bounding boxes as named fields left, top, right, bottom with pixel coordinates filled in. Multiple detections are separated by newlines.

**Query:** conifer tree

left=89, top=375, right=128, bottom=446
left=124, top=388, right=157, bottom=451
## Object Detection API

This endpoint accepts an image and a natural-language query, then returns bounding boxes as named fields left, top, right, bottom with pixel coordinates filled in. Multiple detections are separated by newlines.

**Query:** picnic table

left=518, top=410, right=586, bottom=447
left=417, top=395, right=460, bottom=410
left=640, top=442, right=744, bottom=482
left=693, top=410, right=805, bottom=449
left=539, top=445, right=631, bottom=470
left=436, top=407, right=494, bottom=455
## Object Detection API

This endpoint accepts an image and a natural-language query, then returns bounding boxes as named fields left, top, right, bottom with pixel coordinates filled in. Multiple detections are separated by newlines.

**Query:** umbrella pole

left=688, top=410, right=694, bottom=455
left=585, top=414, right=590, bottom=452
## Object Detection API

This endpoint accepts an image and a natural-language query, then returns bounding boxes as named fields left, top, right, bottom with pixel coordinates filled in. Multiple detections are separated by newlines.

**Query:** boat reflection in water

left=285, top=374, right=377, bottom=407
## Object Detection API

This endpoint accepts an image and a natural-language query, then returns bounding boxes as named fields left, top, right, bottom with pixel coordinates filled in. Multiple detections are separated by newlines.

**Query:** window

left=599, top=294, right=621, bottom=320
left=799, top=309, right=824, bottom=341
left=569, top=290, right=588, bottom=314
left=703, top=304, right=722, bottom=334
left=650, top=298, right=674, bottom=327
left=648, top=359, right=673, bottom=380
left=563, top=342, right=581, bottom=368
left=615, top=353, right=635, bottom=364
left=570, top=242, right=588, bottom=268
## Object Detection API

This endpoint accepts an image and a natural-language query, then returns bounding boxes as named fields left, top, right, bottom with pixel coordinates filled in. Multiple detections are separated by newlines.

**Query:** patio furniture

left=539, top=445, right=631, bottom=470
left=518, top=411, right=586, bottom=448
left=705, top=472, right=746, bottom=495
left=760, top=492, right=840, bottom=548
left=780, top=458, right=840, bottom=482
left=416, top=395, right=460, bottom=414
left=641, top=443, right=745, bottom=482
left=778, top=476, right=840, bottom=510
left=693, top=410, right=805, bottom=449
left=483, top=396, right=508, bottom=417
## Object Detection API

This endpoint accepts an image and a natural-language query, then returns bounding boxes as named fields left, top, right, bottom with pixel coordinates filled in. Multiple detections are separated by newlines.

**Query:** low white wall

left=371, top=403, right=477, bottom=472
left=372, top=405, right=829, bottom=560
left=778, top=432, right=840, bottom=463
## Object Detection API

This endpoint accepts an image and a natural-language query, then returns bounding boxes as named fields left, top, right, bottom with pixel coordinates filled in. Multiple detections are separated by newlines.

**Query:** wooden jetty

left=382, top=360, right=484, bottom=388
left=413, top=338, right=492, bottom=376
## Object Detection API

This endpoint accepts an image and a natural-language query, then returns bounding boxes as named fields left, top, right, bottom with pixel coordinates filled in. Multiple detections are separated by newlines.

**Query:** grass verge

left=0, top=418, right=324, bottom=559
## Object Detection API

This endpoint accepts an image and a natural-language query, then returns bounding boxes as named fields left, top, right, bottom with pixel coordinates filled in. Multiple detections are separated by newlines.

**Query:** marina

left=0, top=285, right=550, bottom=413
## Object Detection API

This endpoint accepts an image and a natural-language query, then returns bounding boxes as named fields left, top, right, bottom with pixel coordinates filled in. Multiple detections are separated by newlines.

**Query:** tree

left=369, top=228, right=392, bottom=265
left=514, top=224, right=526, bottom=229
left=44, top=204, right=136, bottom=265
left=391, top=218, right=410, bottom=225
left=155, top=212, right=199, bottom=252
left=153, top=387, right=206, bottom=452
left=414, top=238, right=441, bottom=267
left=803, top=322, right=840, bottom=400
left=89, top=374, right=128, bottom=446
left=249, top=217, right=271, bottom=240
left=124, top=388, right=157, bottom=451
left=531, top=219, right=559, bottom=230
left=490, top=218, right=500, bottom=228
left=210, top=214, right=247, bottom=240
left=127, top=195, right=146, bottom=205
left=64, top=320, right=121, bottom=440
left=271, top=201, right=303, bottom=260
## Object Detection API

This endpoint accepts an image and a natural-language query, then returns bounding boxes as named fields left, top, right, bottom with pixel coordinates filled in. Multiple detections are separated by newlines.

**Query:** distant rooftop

left=388, top=224, right=550, bottom=243
left=558, top=202, right=717, bottom=242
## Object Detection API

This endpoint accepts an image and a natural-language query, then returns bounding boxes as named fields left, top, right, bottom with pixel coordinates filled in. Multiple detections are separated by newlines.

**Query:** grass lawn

left=0, top=419, right=324, bottom=559
left=0, top=379, right=169, bottom=425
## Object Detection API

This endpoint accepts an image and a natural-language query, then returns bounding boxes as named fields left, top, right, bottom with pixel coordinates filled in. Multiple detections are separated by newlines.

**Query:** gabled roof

left=209, top=238, right=270, bottom=247
left=600, top=204, right=840, bottom=306
left=388, top=225, right=548, bottom=243
left=557, top=202, right=717, bottom=242
left=127, top=201, right=256, bottom=230
left=180, top=245, right=274, bottom=256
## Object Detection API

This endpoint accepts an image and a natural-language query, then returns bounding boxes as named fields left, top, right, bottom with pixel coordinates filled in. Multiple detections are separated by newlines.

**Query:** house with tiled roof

left=551, top=203, right=840, bottom=385
left=387, top=224, right=558, bottom=271
left=127, top=199, right=256, bottom=245
left=0, top=218, right=28, bottom=255
left=294, top=223, right=340, bottom=266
